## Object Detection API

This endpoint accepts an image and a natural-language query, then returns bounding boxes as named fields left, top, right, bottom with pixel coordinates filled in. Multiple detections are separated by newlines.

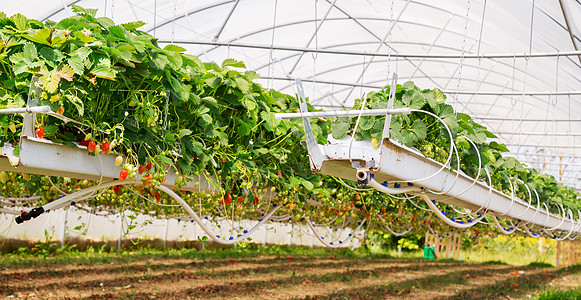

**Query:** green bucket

left=423, top=246, right=435, bottom=260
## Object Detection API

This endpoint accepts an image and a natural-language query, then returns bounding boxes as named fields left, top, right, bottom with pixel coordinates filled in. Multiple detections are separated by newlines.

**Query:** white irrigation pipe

left=306, top=217, right=367, bottom=248
left=156, top=185, right=281, bottom=245
left=0, top=207, right=20, bottom=214
left=402, top=109, right=455, bottom=187
left=512, top=179, right=533, bottom=219
left=491, top=174, right=517, bottom=217
left=491, top=216, right=519, bottom=234
left=419, top=193, right=486, bottom=228
left=441, top=136, right=482, bottom=200
left=546, top=204, right=567, bottom=231
left=370, top=178, right=419, bottom=194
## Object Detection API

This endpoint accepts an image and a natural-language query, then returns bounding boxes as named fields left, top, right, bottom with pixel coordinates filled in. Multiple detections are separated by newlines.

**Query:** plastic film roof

left=3, top=0, right=581, bottom=189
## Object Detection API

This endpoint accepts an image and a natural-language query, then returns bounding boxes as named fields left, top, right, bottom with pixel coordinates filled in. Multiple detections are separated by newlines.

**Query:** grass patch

left=529, top=261, right=554, bottom=268
left=538, top=288, right=581, bottom=299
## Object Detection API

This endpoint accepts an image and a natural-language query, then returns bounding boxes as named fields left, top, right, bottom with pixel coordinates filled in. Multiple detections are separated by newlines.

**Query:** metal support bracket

left=295, top=79, right=328, bottom=172
left=351, top=160, right=375, bottom=187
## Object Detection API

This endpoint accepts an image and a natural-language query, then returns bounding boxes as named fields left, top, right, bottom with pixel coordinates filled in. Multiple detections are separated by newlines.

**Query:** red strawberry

left=238, top=196, right=244, bottom=203
left=113, top=185, right=121, bottom=195
left=155, top=191, right=161, bottom=202
left=101, top=142, right=111, bottom=154
left=253, top=196, right=259, bottom=205
left=119, top=168, right=128, bottom=181
left=79, top=139, right=90, bottom=146
left=35, top=126, right=44, bottom=139
left=88, top=140, right=96, bottom=152
left=138, top=165, right=146, bottom=175
left=161, top=174, right=166, bottom=184
left=143, top=175, right=151, bottom=187
left=145, top=163, right=152, bottom=172
left=224, top=196, right=232, bottom=205
left=56, top=107, right=64, bottom=114
left=366, top=214, right=371, bottom=220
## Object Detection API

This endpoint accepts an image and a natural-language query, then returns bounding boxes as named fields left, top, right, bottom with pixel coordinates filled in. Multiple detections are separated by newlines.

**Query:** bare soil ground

left=1, top=254, right=579, bottom=299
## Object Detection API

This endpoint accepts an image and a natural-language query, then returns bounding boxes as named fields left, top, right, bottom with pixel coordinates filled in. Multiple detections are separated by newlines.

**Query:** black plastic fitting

left=15, top=207, right=45, bottom=224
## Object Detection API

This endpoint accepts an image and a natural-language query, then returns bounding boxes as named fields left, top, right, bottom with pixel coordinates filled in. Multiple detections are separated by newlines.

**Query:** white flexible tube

left=370, top=178, right=420, bottom=194
left=306, top=217, right=367, bottom=248
left=491, top=216, right=519, bottom=234
left=156, top=185, right=281, bottom=245
left=419, top=193, right=486, bottom=228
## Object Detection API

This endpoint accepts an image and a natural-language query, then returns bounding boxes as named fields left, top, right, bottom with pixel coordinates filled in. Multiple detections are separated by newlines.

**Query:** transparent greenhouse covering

left=2, top=0, right=581, bottom=190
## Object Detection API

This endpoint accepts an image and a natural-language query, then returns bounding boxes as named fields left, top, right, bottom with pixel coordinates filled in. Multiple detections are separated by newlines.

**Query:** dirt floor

left=0, top=254, right=578, bottom=299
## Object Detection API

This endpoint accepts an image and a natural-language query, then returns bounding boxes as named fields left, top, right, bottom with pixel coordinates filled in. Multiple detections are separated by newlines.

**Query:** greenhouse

left=1, top=0, right=581, bottom=298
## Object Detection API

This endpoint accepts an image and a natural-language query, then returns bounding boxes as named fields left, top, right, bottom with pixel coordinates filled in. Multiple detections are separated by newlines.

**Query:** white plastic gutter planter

left=275, top=78, right=581, bottom=239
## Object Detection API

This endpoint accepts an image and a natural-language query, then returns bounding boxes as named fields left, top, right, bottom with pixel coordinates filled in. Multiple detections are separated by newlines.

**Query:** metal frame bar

left=174, top=39, right=581, bottom=59
left=262, top=76, right=581, bottom=97
left=213, top=0, right=240, bottom=40
left=275, top=108, right=410, bottom=120
left=558, top=0, right=581, bottom=65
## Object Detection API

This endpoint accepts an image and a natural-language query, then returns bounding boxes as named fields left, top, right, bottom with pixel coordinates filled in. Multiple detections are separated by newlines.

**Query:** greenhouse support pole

left=60, top=208, right=68, bottom=248
left=163, top=218, right=169, bottom=251
left=398, top=246, right=402, bottom=258
left=288, top=224, right=293, bottom=246
left=263, top=224, right=267, bottom=246
left=310, top=234, right=314, bottom=248
left=117, top=211, right=123, bottom=251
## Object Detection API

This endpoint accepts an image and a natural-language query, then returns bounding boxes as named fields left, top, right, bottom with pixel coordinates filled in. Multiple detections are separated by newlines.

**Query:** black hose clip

left=15, top=207, right=45, bottom=224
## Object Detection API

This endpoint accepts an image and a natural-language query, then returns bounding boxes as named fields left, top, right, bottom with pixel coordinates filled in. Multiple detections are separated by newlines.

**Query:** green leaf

left=221, top=58, right=245, bottom=69
left=489, top=141, right=509, bottom=152
left=402, top=81, right=415, bottom=90
left=402, top=90, right=426, bottom=109
left=90, top=65, right=116, bottom=80
left=166, top=71, right=188, bottom=101
left=301, top=180, right=314, bottom=190
left=437, top=104, right=459, bottom=135
left=201, top=114, right=213, bottom=123
left=76, top=47, right=92, bottom=61
left=121, top=21, right=146, bottom=31
left=358, top=117, right=375, bottom=131
left=164, top=44, right=186, bottom=53
left=205, top=76, right=222, bottom=89
left=409, top=119, right=427, bottom=140
left=235, top=77, right=250, bottom=94
left=39, top=47, right=65, bottom=67
left=108, top=25, right=126, bottom=39
left=260, top=111, right=280, bottom=128
left=24, top=28, right=51, bottom=45
left=23, top=43, right=37, bottom=62
left=434, top=88, right=446, bottom=103
left=423, top=91, right=438, bottom=110
left=178, top=129, right=193, bottom=139
left=165, top=132, right=176, bottom=142
left=242, top=96, right=257, bottom=111
left=244, top=70, right=260, bottom=81
left=40, top=73, right=60, bottom=93
left=71, top=5, right=98, bottom=17
left=97, top=17, right=115, bottom=29
left=290, top=177, right=301, bottom=187
left=159, top=155, right=173, bottom=165
left=236, top=119, right=251, bottom=136
left=68, top=56, right=84, bottom=75
left=43, top=124, right=58, bottom=137
left=11, top=13, right=28, bottom=31
left=331, top=122, right=349, bottom=139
